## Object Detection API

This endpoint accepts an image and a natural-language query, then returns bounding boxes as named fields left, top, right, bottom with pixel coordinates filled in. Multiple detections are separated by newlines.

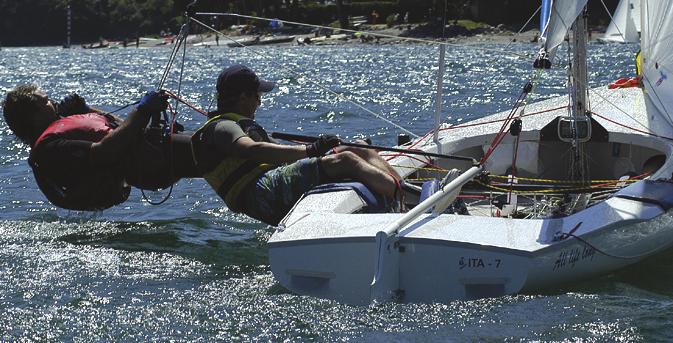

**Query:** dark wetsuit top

left=33, top=137, right=119, bottom=189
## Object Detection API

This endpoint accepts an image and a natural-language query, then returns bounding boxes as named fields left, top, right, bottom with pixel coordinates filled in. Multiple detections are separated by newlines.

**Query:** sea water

left=1, top=43, right=672, bottom=341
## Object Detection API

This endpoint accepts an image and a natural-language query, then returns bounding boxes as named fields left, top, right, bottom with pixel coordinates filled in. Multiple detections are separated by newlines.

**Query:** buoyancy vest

left=33, top=113, right=113, bottom=143
left=28, top=113, right=130, bottom=211
left=191, top=113, right=275, bottom=212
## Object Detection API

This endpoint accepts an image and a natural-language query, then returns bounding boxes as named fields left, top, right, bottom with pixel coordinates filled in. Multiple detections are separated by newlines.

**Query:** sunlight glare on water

left=0, top=42, right=670, bottom=341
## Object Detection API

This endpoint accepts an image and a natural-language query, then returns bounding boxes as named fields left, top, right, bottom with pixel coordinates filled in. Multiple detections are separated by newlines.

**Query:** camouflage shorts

left=242, top=157, right=324, bottom=225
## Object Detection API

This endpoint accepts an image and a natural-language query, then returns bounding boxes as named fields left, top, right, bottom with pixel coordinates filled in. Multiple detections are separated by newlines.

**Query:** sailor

left=1, top=85, right=198, bottom=211
left=191, top=64, right=399, bottom=225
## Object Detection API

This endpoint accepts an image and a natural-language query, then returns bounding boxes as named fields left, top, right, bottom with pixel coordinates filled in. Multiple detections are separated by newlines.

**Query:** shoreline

left=178, top=24, right=545, bottom=48
left=3, top=25, right=614, bottom=49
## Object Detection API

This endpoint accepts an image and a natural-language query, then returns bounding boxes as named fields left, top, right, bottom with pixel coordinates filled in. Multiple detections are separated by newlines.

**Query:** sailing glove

left=57, top=93, right=91, bottom=117
left=306, top=134, right=341, bottom=157
left=137, top=90, right=169, bottom=114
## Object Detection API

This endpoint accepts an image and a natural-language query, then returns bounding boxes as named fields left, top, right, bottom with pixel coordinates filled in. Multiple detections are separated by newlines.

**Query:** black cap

left=216, top=64, right=275, bottom=96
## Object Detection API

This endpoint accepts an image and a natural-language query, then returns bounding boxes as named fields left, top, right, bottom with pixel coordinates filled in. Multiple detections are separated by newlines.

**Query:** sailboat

left=599, top=0, right=641, bottom=43
left=266, top=0, right=673, bottom=304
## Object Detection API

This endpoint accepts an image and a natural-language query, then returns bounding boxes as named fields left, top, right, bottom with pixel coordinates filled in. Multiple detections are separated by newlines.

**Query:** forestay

left=640, top=1, right=673, bottom=137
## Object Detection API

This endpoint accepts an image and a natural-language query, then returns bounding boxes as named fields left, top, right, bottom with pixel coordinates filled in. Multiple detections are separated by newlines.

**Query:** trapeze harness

left=28, top=113, right=130, bottom=211
left=191, top=113, right=275, bottom=213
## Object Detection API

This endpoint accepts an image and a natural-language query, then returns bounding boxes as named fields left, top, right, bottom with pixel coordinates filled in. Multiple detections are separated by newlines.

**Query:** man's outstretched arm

left=89, top=91, right=166, bottom=165
left=231, top=134, right=340, bottom=165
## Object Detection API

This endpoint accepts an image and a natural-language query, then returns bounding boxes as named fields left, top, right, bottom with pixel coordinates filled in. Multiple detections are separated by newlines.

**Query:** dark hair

left=2, top=84, right=41, bottom=145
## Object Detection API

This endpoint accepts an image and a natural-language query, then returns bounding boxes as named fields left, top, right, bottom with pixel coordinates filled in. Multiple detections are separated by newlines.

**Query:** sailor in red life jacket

left=1, top=85, right=198, bottom=211
left=191, top=65, right=400, bottom=225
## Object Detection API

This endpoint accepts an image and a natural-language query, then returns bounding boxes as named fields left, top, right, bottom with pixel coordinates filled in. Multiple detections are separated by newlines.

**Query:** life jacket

left=28, top=113, right=130, bottom=211
left=191, top=113, right=275, bottom=212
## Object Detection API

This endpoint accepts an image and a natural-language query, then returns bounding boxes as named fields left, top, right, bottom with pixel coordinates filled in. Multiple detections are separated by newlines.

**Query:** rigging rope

left=139, top=103, right=177, bottom=206
left=164, top=90, right=208, bottom=116
left=554, top=49, right=651, bottom=134
left=157, top=23, right=189, bottom=90
left=151, top=6, right=665, bottom=204
left=590, top=110, right=673, bottom=141
left=480, top=83, right=532, bottom=165
left=189, top=16, right=420, bottom=138
left=190, top=4, right=547, bottom=153
left=196, top=12, right=535, bottom=60
left=438, top=105, right=570, bottom=132
left=639, top=69, right=673, bottom=127
left=394, top=162, right=642, bottom=186
left=474, top=179, right=619, bottom=195
left=599, top=0, right=628, bottom=42
left=141, top=14, right=194, bottom=205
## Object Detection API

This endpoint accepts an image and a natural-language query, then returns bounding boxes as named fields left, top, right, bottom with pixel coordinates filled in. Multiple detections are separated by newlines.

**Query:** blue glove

left=137, top=91, right=168, bottom=114
left=57, top=93, right=91, bottom=117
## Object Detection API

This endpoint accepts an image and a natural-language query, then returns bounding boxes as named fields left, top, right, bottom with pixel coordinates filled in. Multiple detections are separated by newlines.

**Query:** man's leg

left=320, top=151, right=397, bottom=198
left=333, top=140, right=401, bottom=181
left=244, top=158, right=325, bottom=225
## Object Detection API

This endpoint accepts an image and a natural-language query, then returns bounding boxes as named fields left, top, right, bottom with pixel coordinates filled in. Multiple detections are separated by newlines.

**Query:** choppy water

left=2, top=42, right=672, bottom=341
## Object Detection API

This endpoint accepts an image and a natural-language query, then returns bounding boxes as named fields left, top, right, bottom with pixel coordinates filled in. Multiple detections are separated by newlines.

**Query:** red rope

left=591, top=171, right=651, bottom=188
left=383, top=104, right=569, bottom=163
left=590, top=111, right=673, bottom=141
left=458, top=195, right=488, bottom=199
left=384, top=130, right=435, bottom=161
left=163, top=90, right=208, bottom=117
left=476, top=104, right=569, bottom=166
left=440, top=105, right=569, bottom=131
left=388, top=172, right=404, bottom=212
left=480, top=91, right=529, bottom=165
left=379, top=153, right=448, bottom=172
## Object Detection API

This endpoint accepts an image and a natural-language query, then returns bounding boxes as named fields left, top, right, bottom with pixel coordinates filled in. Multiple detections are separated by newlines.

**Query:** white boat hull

left=270, top=198, right=673, bottom=304
left=269, top=87, right=673, bottom=304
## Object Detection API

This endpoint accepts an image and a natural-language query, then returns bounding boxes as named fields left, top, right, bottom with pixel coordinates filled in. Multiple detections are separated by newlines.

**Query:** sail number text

left=459, top=257, right=502, bottom=270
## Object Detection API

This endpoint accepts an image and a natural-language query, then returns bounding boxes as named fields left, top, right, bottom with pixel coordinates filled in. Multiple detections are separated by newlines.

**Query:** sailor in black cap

left=191, top=64, right=399, bottom=225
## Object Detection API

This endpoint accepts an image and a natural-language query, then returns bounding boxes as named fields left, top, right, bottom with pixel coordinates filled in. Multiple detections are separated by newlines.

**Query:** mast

left=569, top=7, right=589, bottom=181
left=64, top=2, right=71, bottom=48
left=570, top=9, right=588, bottom=118
left=432, top=0, right=449, bottom=153
left=433, top=45, right=446, bottom=153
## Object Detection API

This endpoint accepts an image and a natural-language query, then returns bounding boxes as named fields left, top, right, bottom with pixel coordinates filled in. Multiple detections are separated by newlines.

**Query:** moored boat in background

left=599, top=0, right=641, bottom=43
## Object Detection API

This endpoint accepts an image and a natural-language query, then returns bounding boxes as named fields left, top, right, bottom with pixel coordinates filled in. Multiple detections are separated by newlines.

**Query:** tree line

left=0, top=0, right=618, bottom=46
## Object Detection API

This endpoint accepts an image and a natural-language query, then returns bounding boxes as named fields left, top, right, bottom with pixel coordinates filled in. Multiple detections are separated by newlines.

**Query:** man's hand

left=91, top=91, right=168, bottom=165
left=137, top=91, right=169, bottom=114
left=57, top=93, right=91, bottom=117
left=306, top=134, right=341, bottom=157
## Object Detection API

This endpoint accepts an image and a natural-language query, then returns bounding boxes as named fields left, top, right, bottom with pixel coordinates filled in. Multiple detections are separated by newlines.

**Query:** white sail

left=640, top=1, right=673, bottom=137
left=601, top=0, right=641, bottom=43
left=631, top=0, right=642, bottom=33
left=541, top=0, right=589, bottom=58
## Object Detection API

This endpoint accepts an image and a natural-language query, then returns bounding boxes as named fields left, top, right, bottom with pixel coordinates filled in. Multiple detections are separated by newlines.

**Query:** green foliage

left=0, top=0, right=181, bottom=46
left=455, top=20, right=489, bottom=30
left=0, top=0, right=617, bottom=46
left=386, top=14, right=397, bottom=27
